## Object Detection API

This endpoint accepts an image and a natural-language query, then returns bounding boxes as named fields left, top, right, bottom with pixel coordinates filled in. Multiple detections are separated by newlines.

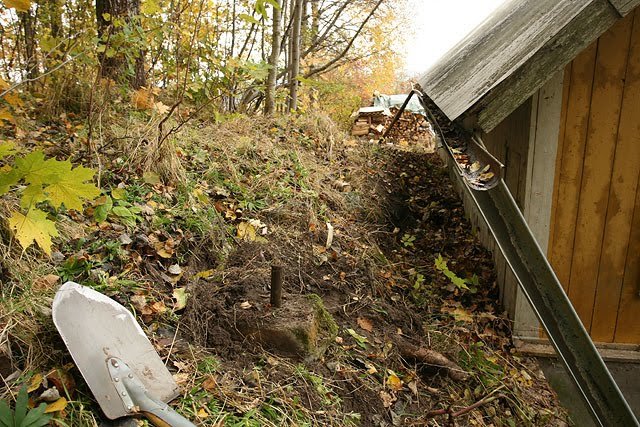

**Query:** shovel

left=52, top=281, right=195, bottom=427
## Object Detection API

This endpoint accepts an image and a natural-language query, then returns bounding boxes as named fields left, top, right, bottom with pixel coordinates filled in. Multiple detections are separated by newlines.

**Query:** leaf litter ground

left=0, top=114, right=568, bottom=426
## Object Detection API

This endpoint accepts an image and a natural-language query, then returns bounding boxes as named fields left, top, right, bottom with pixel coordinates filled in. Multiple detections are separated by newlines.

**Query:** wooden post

left=270, top=265, right=283, bottom=308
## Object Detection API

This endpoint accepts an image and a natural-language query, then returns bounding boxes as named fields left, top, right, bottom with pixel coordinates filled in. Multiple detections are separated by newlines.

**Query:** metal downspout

left=411, top=94, right=639, bottom=427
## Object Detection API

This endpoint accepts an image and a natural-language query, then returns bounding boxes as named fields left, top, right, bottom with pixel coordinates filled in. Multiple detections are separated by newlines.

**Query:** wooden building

left=419, top=0, right=640, bottom=354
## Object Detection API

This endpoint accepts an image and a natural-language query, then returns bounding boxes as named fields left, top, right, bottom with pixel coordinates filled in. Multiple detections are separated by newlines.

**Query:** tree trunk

left=310, top=0, right=319, bottom=46
left=265, top=0, right=281, bottom=115
left=287, top=0, right=303, bottom=111
left=20, top=10, right=37, bottom=85
left=95, top=0, right=146, bottom=88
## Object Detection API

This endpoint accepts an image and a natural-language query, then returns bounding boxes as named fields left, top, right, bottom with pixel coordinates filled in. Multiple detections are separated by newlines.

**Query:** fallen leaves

left=8, top=208, right=59, bottom=254
left=44, top=397, right=67, bottom=414
left=386, top=371, right=403, bottom=392
left=33, top=274, right=60, bottom=290
left=356, top=317, right=373, bottom=332
left=237, top=221, right=256, bottom=241
left=173, top=287, right=188, bottom=310
left=442, top=306, right=474, bottom=323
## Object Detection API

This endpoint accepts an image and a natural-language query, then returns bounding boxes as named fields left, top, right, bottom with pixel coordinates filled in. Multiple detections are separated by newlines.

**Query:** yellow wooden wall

left=549, top=8, right=640, bottom=344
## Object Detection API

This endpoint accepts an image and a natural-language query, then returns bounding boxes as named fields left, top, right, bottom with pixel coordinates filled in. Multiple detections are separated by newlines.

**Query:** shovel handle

left=142, top=406, right=194, bottom=427
left=127, top=381, right=195, bottom=427
left=107, top=357, right=195, bottom=427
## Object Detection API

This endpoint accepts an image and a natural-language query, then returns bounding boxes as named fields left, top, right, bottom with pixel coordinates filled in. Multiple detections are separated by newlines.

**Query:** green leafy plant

left=0, top=144, right=100, bottom=254
left=409, top=269, right=428, bottom=306
left=0, top=386, right=53, bottom=427
left=93, top=188, right=142, bottom=227
left=434, top=254, right=478, bottom=292
left=401, top=233, right=416, bottom=248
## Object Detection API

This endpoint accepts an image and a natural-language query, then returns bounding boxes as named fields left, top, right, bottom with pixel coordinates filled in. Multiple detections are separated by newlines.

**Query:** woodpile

left=351, top=106, right=436, bottom=150
left=351, top=106, right=386, bottom=136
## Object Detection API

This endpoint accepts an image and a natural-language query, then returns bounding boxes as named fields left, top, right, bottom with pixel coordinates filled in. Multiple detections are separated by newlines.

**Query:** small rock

left=119, top=234, right=133, bottom=245
left=168, top=264, right=182, bottom=275
left=39, top=387, right=60, bottom=402
left=51, top=251, right=65, bottom=264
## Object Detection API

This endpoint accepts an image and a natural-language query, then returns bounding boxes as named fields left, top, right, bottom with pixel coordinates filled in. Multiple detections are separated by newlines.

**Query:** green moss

left=307, top=293, right=338, bottom=339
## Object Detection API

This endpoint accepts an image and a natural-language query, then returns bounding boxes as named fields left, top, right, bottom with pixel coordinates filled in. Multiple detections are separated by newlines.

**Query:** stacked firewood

left=382, top=108, right=435, bottom=145
left=351, top=106, right=436, bottom=150
left=351, top=107, right=387, bottom=136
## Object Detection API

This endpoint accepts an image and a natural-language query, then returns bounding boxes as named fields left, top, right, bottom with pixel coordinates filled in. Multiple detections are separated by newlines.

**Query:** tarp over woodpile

left=373, top=93, right=426, bottom=116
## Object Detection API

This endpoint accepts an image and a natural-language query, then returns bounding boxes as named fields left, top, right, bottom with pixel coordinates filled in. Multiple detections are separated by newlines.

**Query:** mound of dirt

left=179, top=126, right=567, bottom=425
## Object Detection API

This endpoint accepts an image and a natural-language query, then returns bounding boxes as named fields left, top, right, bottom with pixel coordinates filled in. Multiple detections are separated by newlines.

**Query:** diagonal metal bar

left=416, top=92, right=639, bottom=427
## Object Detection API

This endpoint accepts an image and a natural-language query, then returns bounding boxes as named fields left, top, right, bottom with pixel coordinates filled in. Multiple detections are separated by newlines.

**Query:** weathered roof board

left=477, top=0, right=620, bottom=132
left=419, top=0, right=640, bottom=133
left=418, top=0, right=590, bottom=123
left=610, top=0, right=640, bottom=15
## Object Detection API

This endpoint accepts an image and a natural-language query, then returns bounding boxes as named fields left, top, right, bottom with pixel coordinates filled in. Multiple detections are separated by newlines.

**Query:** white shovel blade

left=52, top=281, right=180, bottom=419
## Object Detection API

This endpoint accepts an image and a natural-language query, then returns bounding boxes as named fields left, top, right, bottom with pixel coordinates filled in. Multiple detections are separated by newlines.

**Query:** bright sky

left=402, top=0, right=508, bottom=76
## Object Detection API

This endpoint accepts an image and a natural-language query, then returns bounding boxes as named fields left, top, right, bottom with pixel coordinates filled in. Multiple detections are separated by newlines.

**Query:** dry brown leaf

left=154, top=101, right=170, bottom=115
left=379, top=390, right=396, bottom=408
left=357, top=317, right=374, bottom=332
left=33, top=274, right=60, bottom=290
left=131, top=87, right=155, bottom=110
left=151, top=301, right=167, bottom=313
left=172, top=372, right=190, bottom=386
left=202, top=376, right=217, bottom=391
left=4, top=0, right=31, bottom=12
left=131, top=295, right=147, bottom=311
left=447, top=307, right=474, bottom=322
left=46, top=366, right=76, bottom=398
left=479, top=171, right=495, bottom=182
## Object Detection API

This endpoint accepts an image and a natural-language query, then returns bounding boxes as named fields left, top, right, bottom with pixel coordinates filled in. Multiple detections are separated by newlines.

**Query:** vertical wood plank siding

left=615, top=179, right=640, bottom=342
left=591, top=10, right=640, bottom=342
left=567, top=15, right=632, bottom=330
left=549, top=9, right=640, bottom=343
left=549, top=43, right=599, bottom=292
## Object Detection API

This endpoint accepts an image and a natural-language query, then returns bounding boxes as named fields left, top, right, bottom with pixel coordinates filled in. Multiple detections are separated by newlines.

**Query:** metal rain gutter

left=409, top=93, right=639, bottom=427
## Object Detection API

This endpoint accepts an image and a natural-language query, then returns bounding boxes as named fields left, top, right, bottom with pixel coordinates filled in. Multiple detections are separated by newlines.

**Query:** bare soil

left=180, top=139, right=567, bottom=426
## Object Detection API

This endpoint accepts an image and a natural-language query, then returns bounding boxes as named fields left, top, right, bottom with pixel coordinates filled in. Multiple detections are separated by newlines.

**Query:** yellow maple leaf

left=3, top=0, right=31, bottom=12
left=43, top=163, right=101, bottom=211
left=8, top=208, right=59, bottom=254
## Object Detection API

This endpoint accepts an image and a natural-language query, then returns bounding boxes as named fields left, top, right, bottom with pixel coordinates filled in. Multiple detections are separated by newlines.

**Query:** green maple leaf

left=43, top=162, right=101, bottom=211
left=0, top=168, right=19, bottom=195
left=0, top=141, right=17, bottom=160
left=8, top=208, right=59, bottom=254
left=14, top=151, right=66, bottom=185
left=20, top=183, right=47, bottom=208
